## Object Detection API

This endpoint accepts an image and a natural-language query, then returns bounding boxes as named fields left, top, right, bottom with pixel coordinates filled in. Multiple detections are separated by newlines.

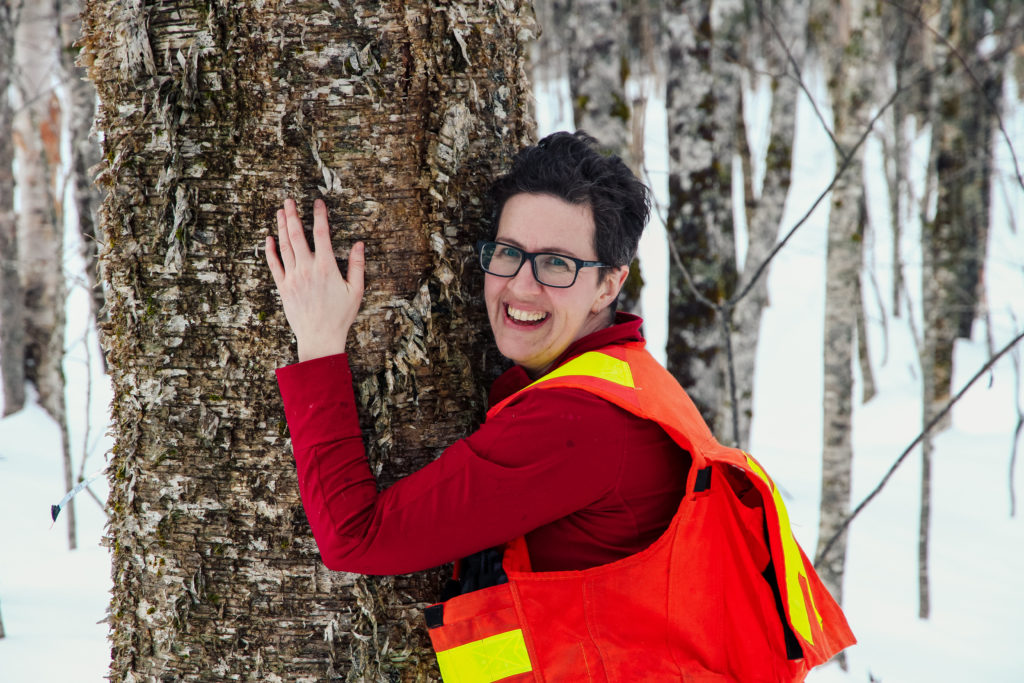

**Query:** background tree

left=664, top=0, right=744, bottom=442
left=0, top=0, right=12, bottom=636
left=10, top=0, right=78, bottom=549
left=563, top=0, right=652, bottom=313
left=80, top=0, right=533, bottom=680
left=663, top=0, right=806, bottom=447
left=0, top=2, right=22, bottom=417
left=808, top=1, right=884, bottom=641
left=916, top=0, right=1019, bottom=619
left=59, top=0, right=106, bottom=348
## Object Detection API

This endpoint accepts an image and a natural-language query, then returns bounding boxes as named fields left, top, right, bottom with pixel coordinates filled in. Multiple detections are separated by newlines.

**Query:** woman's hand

left=265, top=198, right=365, bottom=362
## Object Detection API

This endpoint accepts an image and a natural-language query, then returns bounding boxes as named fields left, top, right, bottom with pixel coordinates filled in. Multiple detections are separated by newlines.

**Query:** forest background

left=1, top=0, right=1022, bottom=681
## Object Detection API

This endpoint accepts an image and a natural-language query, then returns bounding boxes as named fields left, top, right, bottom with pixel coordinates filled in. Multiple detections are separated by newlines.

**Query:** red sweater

left=276, top=314, right=690, bottom=575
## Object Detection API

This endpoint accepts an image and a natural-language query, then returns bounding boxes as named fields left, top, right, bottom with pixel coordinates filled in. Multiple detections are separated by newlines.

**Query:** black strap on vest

left=693, top=466, right=712, bottom=493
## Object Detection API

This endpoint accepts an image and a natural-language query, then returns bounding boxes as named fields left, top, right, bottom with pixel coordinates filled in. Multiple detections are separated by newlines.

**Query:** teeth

left=507, top=305, right=546, bottom=322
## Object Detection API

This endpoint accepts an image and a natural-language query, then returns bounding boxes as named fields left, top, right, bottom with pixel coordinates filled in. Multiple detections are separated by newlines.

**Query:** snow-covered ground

left=1, top=65, right=1022, bottom=681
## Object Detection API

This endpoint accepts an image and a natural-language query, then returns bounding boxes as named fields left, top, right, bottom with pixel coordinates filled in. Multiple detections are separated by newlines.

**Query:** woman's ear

left=592, top=265, right=629, bottom=313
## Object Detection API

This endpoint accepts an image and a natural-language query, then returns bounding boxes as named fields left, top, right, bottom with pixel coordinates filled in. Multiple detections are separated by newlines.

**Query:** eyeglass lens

left=480, top=242, right=578, bottom=287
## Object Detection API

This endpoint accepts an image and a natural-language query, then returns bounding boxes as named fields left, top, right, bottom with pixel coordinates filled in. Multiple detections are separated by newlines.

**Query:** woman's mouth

left=506, top=304, right=549, bottom=326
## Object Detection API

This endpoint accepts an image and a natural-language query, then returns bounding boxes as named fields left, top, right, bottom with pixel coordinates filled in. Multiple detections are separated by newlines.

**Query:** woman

left=266, top=132, right=853, bottom=681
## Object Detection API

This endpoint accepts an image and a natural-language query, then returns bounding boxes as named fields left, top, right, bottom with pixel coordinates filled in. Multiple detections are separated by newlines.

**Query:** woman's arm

left=276, top=353, right=654, bottom=575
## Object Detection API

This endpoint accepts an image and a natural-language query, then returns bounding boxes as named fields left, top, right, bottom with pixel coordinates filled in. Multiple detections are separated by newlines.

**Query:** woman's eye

left=541, top=255, right=571, bottom=272
left=496, top=246, right=522, bottom=260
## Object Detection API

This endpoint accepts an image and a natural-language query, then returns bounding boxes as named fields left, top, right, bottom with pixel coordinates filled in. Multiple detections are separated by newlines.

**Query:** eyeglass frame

left=475, top=240, right=612, bottom=288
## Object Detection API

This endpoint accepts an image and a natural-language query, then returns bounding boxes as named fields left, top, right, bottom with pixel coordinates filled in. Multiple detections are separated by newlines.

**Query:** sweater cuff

left=275, top=354, right=362, bottom=452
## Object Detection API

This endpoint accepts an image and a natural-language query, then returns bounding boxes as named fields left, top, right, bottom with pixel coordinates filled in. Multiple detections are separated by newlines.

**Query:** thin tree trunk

left=811, top=4, right=883, bottom=653
left=731, top=0, right=807, bottom=447
left=14, top=0, right=76, bottom=548
left=59, top=0, right=107, bottom=354
left=924, top=0, right=1004, bottom=429
left=0, top=0, right=24, bottom=416
left=81, top=1, right=532, bottom=679
left=664, top=0, right=743, bottom=441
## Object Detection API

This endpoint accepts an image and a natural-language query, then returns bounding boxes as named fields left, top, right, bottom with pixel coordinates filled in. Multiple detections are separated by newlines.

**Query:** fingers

left=311, top=198, right=333, bottom=258
left=265, top=236, right=285, bottom=286
left=283, top=198, right=311, bottom=264
left=347, top=242, right=365, bottom=294
left=276, top=207, right=295, bottom=271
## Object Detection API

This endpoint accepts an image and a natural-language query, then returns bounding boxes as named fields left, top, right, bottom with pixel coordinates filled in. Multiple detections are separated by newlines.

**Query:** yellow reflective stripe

left=529, top=351, right=635, bottom=390
left=435, top=629, right=532, bottom=683
left=745, top=455, right=822, bottom=646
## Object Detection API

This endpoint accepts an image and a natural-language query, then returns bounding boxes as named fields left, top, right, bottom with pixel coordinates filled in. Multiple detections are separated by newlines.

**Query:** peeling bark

left=80, top=1, right=532, bottom=680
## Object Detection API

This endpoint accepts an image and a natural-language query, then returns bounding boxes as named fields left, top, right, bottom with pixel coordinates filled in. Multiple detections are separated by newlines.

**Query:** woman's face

left=484, top=193, right=628, bottom=378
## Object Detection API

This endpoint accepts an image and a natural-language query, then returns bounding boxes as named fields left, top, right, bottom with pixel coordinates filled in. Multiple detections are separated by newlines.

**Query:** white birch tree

left=80, top=0, right=533, bottom=679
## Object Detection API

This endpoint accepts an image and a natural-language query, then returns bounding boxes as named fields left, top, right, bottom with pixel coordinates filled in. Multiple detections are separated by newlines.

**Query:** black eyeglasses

left=476, top=240, right=610, bottom=288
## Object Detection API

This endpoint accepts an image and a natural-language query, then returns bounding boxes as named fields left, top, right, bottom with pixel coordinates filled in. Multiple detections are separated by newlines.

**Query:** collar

left=488, top=313, right=646, bottom=406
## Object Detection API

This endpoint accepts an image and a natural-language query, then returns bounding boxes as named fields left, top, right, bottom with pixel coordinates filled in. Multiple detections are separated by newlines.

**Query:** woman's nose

left=508, top=259, right=543, bottom=294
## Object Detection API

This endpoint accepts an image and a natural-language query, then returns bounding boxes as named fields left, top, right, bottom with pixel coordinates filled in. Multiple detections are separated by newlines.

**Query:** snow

left=1, top=64, right=1023, bottom=682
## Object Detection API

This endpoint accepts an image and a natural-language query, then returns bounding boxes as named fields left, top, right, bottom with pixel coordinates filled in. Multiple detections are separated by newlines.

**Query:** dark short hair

left=488, top=130, right=650, bottom=274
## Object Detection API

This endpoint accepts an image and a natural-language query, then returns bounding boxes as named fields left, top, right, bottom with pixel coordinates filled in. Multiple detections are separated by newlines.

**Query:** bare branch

left=734, top=84, right=903, bottom=306
left=816, top=327, right=1024, bottom=565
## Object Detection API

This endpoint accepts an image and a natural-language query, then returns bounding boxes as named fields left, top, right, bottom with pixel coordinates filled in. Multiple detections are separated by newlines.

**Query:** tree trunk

left=918, top=0, right=1011, bottom=619
left=13, top=0, right=66, bottom=422
left=664, top=0, right=743, bottom=442
left=80, top=1, right=532, bottom=680
left=811, top=0, right=883, bottom=636
left=924, top=0, right=1004, bottom=430
left=566, top=0, right=646, bottom=315
left=0, top=1, right=24, bottom=417
left=59, top=0, right=108, bottom=350
left=731, top=0, right=808, bottom=447
left=13, top=0, right=77, bottom=549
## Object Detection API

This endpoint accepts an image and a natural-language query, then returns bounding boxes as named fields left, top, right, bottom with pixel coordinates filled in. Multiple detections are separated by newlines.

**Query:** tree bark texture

left=664, top=0, right=743, bottom=443
left=12, top=0, right=77, bottom=549
left=0, top=0, right=25, bottom=416
left=811, top=0, right=883, bottom=617
left=59, top=0, right=108, bottom=342
left=730, top=0, right=807, bottom=447
left=565, top=0, right=646, bottom=315
left=13, top=0, right=67, bottom=424
left=80, top=1, right=533, bottom=680
left=923, top=0, right=1004, bottom=427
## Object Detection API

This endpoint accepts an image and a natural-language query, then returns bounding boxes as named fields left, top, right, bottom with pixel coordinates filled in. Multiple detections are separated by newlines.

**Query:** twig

left=816, top=327, right=1024, bottom=564
left=734, top=84, right=902, bottom=306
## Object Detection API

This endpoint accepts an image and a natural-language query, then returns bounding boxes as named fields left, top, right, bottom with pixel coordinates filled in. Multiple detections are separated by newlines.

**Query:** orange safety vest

left=425, top=342, right=855, bottom=682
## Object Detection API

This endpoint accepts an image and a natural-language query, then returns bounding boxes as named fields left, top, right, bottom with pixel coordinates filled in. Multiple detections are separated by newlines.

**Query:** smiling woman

left=267, top=131, right=853, bottom=681
left=483, top=193, right=627, bottom=377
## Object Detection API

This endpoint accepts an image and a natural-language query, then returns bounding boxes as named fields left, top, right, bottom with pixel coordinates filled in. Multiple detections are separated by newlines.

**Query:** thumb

left=347, top=242, right=365, bottom=293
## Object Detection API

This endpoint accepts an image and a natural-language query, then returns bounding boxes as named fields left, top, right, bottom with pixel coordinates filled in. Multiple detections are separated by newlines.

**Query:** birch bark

left=918, top=0, right=1012, bottom=619
left=664, top=0, right=743, bottom=441
left=566, top=0, right=646, bottom=314
left=0, top=0, right=23, bottom=416
left=59, top=0, right=106, bottom=340
left=811, top=0, right=883, bottom=626
left=731, top=0, right=807, bottom=446
left=80, top=1, right=532, bottom=679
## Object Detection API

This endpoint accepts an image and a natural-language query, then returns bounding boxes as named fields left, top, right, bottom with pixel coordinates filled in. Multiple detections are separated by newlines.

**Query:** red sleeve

left=276, top=355, right=627, bottom=576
